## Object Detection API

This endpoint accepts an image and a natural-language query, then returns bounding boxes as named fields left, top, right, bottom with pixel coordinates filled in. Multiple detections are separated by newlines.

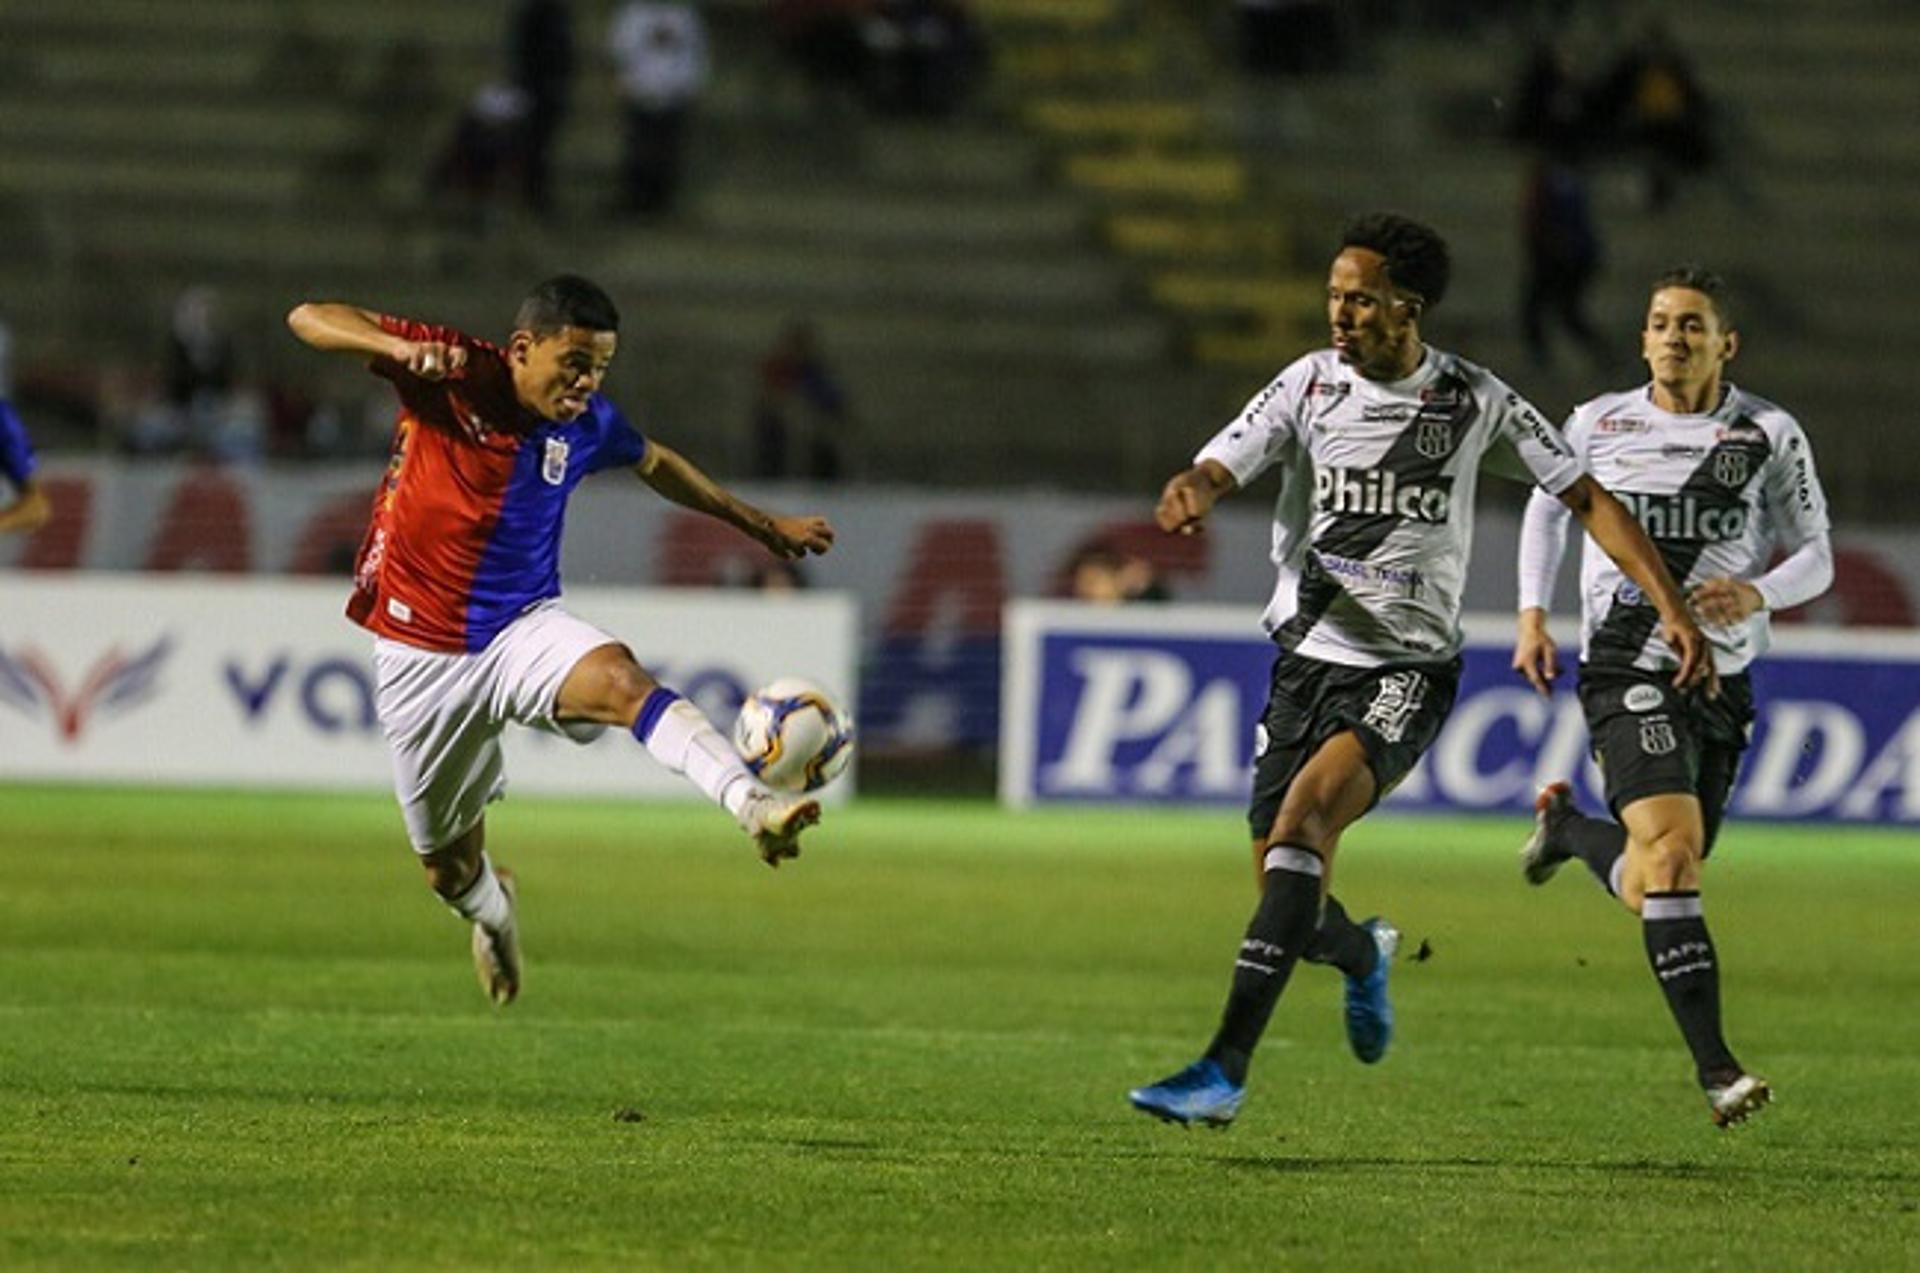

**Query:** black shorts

left=1578, top=663, right=1754, bottom=855
left=1246, top=650, right=1462, bottom=841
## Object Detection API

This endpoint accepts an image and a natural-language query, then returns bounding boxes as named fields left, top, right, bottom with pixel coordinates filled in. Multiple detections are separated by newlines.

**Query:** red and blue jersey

left=0, top=399, right=39, bottom=491
left=348, top=317, right=648, bottom=652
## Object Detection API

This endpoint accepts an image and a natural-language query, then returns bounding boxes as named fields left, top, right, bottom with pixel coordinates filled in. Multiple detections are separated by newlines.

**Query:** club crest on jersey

left=1413, top=419, right=1453, bottom=459
left=542, top=436, right=570, bottom=485
left=1712, top=449, right=1750, bottom=487
left=1639, top=720, right=1679, bottom=756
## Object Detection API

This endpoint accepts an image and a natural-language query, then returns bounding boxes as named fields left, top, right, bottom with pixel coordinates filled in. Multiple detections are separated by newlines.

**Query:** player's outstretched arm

left=285, top=303, right=466, bottom=380
left=1559, top=475, right=1716, bottom=693
left=1155, top=460, right=1238, bottom=536
left=0, top=478, right=50, bottom=535
left=636, top=441, right=834, bottom=560
left=1512, top=488, right=1572, bottom=696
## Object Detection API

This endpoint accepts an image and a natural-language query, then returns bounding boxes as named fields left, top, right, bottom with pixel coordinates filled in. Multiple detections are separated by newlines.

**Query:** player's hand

left=761, top=514, right=835, bottom=560
left=1512, top=614, right=1560, bottom=698
left=1689, top=576, right=1765, bottom=628
left=1155, top=471, right=1215, bottom=536
left=1658, top=609, right=1720, bottom=697
left=402, top=341, right=467, bottom=381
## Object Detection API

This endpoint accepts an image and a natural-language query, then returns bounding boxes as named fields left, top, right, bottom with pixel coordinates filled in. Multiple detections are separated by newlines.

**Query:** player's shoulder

left=1567, top=385, right=1647, bottom=429
left=1425, top=347, right=1522, bottom=407
left=1239, top=349, right=1339, bottom=421
left=1279, top=348, right=1344, bottom=389
left=1725, top=385, right=1808, bottom=443
left=582, top=392, right=637, bottom=433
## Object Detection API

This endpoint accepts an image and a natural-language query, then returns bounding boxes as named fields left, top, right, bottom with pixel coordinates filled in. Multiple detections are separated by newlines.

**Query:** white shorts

left=372, top=600, right=618, bottom=852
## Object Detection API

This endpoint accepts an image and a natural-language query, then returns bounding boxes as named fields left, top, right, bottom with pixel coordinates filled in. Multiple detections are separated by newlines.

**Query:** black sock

left=1205, top=844, right=1324, bottom=1085
left=1642, top=891, right=1741, bottom=1086
left=1565, top=812, right=1628, bottom=895
left=1304, top=893, right=1376, bottom=978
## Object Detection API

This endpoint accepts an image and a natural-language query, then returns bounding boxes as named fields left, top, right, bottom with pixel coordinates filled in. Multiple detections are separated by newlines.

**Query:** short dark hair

left=1651, top=264, right=1733, bottom=327
left=514, top=274, right=620, bottom=336
left=1339, top=213, right=1451, bottom=311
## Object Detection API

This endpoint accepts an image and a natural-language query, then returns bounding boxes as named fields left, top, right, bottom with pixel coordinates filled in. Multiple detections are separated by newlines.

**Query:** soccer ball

left=732, top=678, right=855, bottom=793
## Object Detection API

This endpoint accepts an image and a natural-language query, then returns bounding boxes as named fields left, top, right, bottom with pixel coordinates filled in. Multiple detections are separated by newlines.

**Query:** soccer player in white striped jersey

left=1513, top=266, right=1834, bottom=1127
left=1128, top=214, right=1711, bottom=1129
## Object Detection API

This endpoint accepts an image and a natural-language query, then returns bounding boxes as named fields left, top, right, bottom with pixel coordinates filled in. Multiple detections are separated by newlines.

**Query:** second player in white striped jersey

left=1518, top=384, right=1832, bottom=675
left=1196, top=346, right=1584, bottom=667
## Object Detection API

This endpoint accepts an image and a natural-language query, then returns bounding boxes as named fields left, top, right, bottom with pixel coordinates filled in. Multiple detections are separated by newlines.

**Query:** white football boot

left=1706, top=1073, right=1773, bottom=1128
left=471, top=868, right=521, bottom=1006
left=737, top=790, right=821, bottom=868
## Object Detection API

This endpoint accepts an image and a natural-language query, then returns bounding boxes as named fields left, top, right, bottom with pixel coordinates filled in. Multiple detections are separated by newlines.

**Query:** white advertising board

left=0, top=575, right=858, bottom=798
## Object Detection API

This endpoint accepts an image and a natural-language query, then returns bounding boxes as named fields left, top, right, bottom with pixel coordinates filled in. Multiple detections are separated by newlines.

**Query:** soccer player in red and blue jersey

left=288, top=275, right=834, bottom=1006
left=0, top=398, right=52, bottom=536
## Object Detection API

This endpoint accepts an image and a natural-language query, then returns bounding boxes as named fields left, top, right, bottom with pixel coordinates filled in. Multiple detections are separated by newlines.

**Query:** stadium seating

left=0, top=0, right=1232, bottom=487
left=1, top=0, right=1912, bottom=508
left=1175, top=0, right=1920, bottom=516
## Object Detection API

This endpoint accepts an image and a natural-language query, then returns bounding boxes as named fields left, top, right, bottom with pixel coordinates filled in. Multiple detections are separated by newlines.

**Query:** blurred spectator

left=773, top=0, right=876, bottom=109
left=864, top=0, right=989, bottom=117
left=1519, top=153, right=1609, bottom=370
left=429, top=82, right=532, bottom=238
left=608, top=1, right=709, bottom=217
left=1067, top=544, right=1170, bottom=604
left=1233, top=0, right=1348, bottom=76
left=508, top=0, right=575, bottom=218
left=164, top=285, right=235, bottom=417
left=1508, top=38, right=1588, bottom=160
left=751, top=322, right=852, bottom=482
left=121, top=286, right=260, bottom=461
left=1590, top=19, right=1715, bottom=211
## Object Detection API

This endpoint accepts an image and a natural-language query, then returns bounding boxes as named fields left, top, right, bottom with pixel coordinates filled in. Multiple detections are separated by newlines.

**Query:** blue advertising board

left=1000, top=602, right=1920, bottom=824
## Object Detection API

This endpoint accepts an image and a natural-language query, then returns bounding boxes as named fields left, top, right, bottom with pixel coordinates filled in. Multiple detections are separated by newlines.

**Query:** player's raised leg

left=1130, top=732, right=1375, bottom=1125
left=420, top=820, right=522, bottom=1006
left=1618, top=792, right=1770, bottom=1126
left=556, top=643, right=818, bottom=866
left=1520, top=780, right=1632, bottom=897
left=1299, top=843, right=1400, bottom=1065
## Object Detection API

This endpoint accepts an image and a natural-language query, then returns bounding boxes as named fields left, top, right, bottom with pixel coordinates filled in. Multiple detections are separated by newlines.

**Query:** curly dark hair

left=515, top=274, right=620, bottom=336
left=1339, top=213, right=1452, bottom=311
left=1651, top=265, right=1733, bottom=327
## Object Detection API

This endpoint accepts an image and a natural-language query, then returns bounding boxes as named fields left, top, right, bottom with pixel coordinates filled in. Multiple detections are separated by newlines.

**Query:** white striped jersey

left=1198, top=347, right=1585, bottom=667
left=1558, top=384, right=1830, bottom=674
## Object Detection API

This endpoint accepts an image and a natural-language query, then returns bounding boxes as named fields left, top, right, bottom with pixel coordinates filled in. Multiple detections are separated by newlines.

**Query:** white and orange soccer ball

left=732, top=678, right=855, bottom=793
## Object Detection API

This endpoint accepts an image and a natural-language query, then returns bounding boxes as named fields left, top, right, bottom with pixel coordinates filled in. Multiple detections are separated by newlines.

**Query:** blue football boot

left=1128, top=1057, right=1244, bottom=1128
left=1343, top=917, right=1400, bottom=1064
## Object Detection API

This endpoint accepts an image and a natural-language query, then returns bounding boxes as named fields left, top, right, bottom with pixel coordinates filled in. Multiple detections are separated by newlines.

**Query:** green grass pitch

left=1, top=785, right=1916, bottom=1270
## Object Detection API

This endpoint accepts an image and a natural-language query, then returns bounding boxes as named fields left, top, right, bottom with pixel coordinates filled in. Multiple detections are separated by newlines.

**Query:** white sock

left=642, top=698, right=756, bottom=818
left=446, top=853, right=511, bottom=930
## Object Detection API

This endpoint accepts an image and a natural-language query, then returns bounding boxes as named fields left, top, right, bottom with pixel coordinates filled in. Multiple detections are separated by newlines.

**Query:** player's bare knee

left=1638, top=829, right=1702, bottom=892
left=1267, top=803, right=1338, bottom=853
left=598, top=659, right=656, bottom=717
left=563, top=646, right=658, bottom=722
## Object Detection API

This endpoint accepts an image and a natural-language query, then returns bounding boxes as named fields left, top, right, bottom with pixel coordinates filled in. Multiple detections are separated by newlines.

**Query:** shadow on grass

left=1221, top=1155, right=1920, bottom=1185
